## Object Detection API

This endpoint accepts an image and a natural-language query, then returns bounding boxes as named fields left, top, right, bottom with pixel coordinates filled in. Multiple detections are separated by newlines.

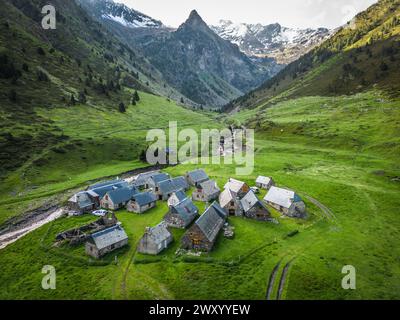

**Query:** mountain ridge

left=228, top=0, right=400, bottom=112
left=211, top=20, right=334, bottom=64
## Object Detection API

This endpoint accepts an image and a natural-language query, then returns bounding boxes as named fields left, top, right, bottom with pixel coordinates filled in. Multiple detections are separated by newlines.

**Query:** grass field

left=0, top=90, right=218, bottom=225
left=0, top=89, right=399, bottom=300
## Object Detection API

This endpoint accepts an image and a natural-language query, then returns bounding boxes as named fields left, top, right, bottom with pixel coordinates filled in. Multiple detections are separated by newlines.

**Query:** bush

left=118, top=102, right=126, bottom=113
left=133, top=90, right=140, bottom=102
left=70, top=94, right=76, bottom=105
left=78, top=92, right=86, bottom=104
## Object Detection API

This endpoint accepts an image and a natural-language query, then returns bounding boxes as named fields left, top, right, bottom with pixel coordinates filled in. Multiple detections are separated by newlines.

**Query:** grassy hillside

left=0, top=0, right=201, bottom=179
left=0, top=91, right=399, bottom=299
left=0, top=90, right=218, bottom=225
left=230, top=0, right=400, bottom=111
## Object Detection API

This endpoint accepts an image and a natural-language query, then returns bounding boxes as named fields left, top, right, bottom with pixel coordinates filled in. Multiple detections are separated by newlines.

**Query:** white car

left=92, top=210, right=108, bottom=217
left=250, top=187, right=260, bottom=194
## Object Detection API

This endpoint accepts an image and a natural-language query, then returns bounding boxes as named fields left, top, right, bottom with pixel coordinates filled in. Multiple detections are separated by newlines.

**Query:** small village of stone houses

left=62, top=169, right=307, bottom=259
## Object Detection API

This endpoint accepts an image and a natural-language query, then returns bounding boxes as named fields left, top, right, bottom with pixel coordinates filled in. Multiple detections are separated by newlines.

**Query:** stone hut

left=185, top=169, right=209, bottom=186
left=164, top=197, right=199, bottom=229
left=100, top=186, right=138, bottom=210
left=219, top=188, right=242, bottom=216
left=240, top=191, right=271, bottom=221
left=224, top=178, right=250, bottom=199
left=192, top=180, right=220, bottom=202
left=137, top=222, right=173, bottom=255
left=127, top=192, right=157, bottom=213
left=167, top=190, right=187, bottom=207
left=263, top=186, right=306, bottom=218
left=85, top=224, right=128, bottom=259
left=256, top=176, right=275, bottom=190
left=181, top=202, right=227, bottom=252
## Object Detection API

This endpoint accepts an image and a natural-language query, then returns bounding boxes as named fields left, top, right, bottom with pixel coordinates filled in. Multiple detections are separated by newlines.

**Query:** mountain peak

left=188, top=10, right=202, bottom=21
left=184, top=9, right=208, bottom=28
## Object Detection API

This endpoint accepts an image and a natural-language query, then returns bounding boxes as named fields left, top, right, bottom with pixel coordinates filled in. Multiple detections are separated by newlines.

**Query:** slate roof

left=170, top=190, right=187, bottom=203
left=149, top=173, right=170, bottom=185
left=107, top=186, right=138, bottom=204
left=90, top=225, right=128, bottom=250
left=219, top=188, right=235, bottom=208
left=240, top=191, right=266, bottom=212
left=88, top=179, right=126, bottom=190
left=90, top=181, right=129, bottom=198
left=68, top=192, right=94, bottom=209
left=187, top=169, right=209, bottom=184
left=171, top=198, right=199, bottom=225
left=224, top=178, right=246, bottom=194
left=145, top=222, right=171, bottom=245
left=256, top=176, right=272, bottom=185
left=132, top=192, right=157, bottom=206
left=159, top=177, right=188, bottom=195
left=264, top=186, right=303, bottom=209
left=172, top=176, right=189, bottom=190
left=198, top=180, right=220, bottom=196
left=132, top=171, right=160, bottom=186
left=195, top=202, right=226, bottom=242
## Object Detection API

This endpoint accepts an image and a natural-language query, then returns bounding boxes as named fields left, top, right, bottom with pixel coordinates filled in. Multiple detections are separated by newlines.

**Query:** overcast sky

left=118, top=0, right=377, bottom=29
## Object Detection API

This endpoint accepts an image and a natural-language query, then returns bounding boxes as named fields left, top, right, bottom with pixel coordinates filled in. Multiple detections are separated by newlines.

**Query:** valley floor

left=0, top=91, right=399, bottom=300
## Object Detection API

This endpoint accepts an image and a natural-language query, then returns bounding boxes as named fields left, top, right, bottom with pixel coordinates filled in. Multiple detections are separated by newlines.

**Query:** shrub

left=118, top=102, right=126, bottom=113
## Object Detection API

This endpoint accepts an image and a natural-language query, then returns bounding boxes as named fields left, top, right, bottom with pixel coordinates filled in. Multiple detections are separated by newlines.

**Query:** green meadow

left=0, top=89, right=399, bottom=300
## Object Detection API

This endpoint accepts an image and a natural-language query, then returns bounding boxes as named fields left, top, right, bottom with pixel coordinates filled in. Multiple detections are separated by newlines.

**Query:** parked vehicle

left=92, top=210, right=108, bottom=217
left=250, top=187, right=260, bottom=194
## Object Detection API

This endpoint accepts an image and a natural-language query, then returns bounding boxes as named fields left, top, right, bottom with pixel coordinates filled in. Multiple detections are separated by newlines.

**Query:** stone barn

left=100, top=186, right=138, bottom=210
left=87, top=179, right=128, bottom=199
left=240, top=191, right=271, bottom=221
left=155, top=177, right=189, bottom=200
left=192, top=180, right=220, bottom=202
left=132, top=171, right=160, bottom=189
left=67, top=191, right=99, bottom=214
left=264, top=186, right=306, bottom=218
left=127, top=192, right=157, bottom=213
left=256, top=176, right=275, bottom=190
left=137, top=222, right=173, bottom=255
left=167, top=190, right=187, bottom=207
left=164, top=197, right=199, bottom=229
left=186, top=169, right=209, bottom=186
left=147, top=172, right=170, bottom=190
left=181, top=202, right=227, bottom=252
left=219, top=188, right=242, bottom=216
left=224, top=178, right=250, bottom=199
left=85, top=224, right=128, bottom=259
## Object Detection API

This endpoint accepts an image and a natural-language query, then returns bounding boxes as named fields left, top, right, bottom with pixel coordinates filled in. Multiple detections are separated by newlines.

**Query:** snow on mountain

left=81, top=0, right=163, bottom=28
left=211, top=20, right=334, bottom=64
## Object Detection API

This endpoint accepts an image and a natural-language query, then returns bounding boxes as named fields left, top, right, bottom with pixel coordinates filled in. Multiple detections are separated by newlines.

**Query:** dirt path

left=304, top=194, right=337, bottom=221
left=276, top=259, right=294, bottom=300
left=266, top=260, right=281, bottom=300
